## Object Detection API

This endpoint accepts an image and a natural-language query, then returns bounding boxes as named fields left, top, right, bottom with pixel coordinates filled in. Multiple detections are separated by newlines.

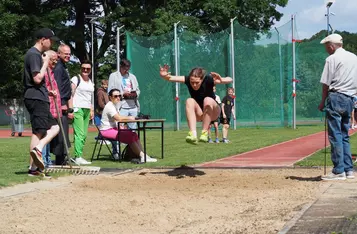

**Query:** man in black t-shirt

left=23, top=28, right=60, bottom=175
left=159, top=64, right=233, bottom=144
left=220, top=87, right=236, bottom=143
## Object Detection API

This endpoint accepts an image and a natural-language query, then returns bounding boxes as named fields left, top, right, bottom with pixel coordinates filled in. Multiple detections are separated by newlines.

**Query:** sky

left=274, top=0, right=357, bottom=39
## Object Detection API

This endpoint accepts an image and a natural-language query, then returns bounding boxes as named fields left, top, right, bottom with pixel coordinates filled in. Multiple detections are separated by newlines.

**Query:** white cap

left=320, top=33, right=343, bottom=44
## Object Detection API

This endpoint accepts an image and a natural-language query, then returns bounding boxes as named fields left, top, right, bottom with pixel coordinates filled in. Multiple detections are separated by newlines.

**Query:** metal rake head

left=45, top=166, right=101, bottom=175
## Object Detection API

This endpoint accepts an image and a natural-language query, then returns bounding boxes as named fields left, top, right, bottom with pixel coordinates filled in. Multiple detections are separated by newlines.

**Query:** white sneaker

left=75, top=157, right=92, bottom=165
left=113, top=153, right=120, bottom=160
left=346, top=171, right=355, bottom=179
left=321, top=172, right=346, bottom=181
left=102, top=140, right=111, bottom=145
left=140, top=155, right=157, bottom=163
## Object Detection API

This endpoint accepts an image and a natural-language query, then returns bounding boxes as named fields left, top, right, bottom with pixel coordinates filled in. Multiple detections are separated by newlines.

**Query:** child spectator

left=208, top=86, right=221, bottom=143
left=220, top=87, right=236, bottom=143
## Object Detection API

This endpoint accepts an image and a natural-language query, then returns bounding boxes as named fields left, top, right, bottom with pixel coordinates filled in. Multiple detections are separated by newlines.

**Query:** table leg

left=161, top=121, right=164, bottom=159
left=137, top=122, right=141, bottom=139
left=143, top=122, right=147, bottom=163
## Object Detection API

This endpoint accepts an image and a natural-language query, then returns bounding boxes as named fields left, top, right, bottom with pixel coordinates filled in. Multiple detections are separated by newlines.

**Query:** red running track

left=199, top=129, right=357, bottom=168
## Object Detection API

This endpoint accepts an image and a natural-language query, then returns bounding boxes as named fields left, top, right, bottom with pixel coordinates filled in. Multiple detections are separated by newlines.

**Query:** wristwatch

left=68, top=108, right=74, bottom=113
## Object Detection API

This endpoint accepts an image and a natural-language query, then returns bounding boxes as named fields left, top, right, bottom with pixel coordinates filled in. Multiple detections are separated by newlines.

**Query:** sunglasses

left=50, top=59, right=58, bottom=64
left=81, top=67, right=91, bottom=71
left=112, top=95, right=121, bottom=98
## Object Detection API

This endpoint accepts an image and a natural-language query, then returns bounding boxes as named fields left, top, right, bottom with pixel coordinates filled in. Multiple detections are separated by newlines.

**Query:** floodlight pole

left=116, top=25, right=125, bottom=72
left=85, top=15, right=98, bottom=125
left=326, top=1, right=334, bottom=35
left=291, top=15, right=296, bottom=129
left=230, top=17, right=237, bottom=130
left=174, top=21, right=180, bottom=131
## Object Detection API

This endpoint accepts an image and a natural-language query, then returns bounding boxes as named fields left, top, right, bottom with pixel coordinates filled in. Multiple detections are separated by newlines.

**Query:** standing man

left=318, top=33, right=357, bottom=181
left=53, top=44, right=72, bottom=165
left=108, top=59, right=140, bottom=129
left=23, top=28, right=60, bottom=175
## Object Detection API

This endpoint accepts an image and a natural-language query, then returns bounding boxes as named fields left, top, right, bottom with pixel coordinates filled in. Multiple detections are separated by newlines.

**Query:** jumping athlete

left=159, top=64, right=233, bottom=144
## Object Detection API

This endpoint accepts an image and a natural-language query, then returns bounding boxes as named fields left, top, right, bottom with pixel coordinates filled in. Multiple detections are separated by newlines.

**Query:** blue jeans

left=326, top=92, right=354, bottom=174
left=42, top=144, right=52, bottom=168
left=120, top=107, right=138, bottom=129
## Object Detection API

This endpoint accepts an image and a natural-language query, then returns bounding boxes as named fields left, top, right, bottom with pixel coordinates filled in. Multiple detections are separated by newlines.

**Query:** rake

left=44, top=67, right=100, bottom=175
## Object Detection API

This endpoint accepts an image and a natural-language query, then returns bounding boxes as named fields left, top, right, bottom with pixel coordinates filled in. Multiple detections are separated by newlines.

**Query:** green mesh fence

left=126, top=20, right=327, bottom=129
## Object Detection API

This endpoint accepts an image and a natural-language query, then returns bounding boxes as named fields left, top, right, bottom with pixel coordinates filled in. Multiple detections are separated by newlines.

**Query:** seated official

left=100, top=88, right=157, bottom=163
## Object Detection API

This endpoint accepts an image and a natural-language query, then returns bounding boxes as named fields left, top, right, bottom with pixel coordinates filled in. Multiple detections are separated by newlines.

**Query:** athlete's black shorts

left=24, top=99, right=57, bottom=136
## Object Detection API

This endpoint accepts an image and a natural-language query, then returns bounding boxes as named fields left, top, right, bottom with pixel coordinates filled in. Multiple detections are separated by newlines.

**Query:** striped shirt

left=44, top=70, right=62, bottom=118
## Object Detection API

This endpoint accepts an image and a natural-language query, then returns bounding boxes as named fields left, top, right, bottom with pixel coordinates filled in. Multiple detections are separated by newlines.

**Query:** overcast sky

left=274, top=0, right=357, bottom=39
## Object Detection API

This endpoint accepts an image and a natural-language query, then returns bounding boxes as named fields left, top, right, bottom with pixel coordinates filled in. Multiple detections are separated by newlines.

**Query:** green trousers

left=73, top=108, right=91, bottom=157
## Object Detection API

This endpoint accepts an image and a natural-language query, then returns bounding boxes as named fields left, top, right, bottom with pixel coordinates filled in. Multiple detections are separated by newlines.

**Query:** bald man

left=53, top=44, right=72, bottom=165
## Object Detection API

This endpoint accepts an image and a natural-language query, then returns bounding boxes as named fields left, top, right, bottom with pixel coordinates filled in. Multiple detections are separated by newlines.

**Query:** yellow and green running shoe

left=186, top=131, right=198, bottom=145
left=199, top=130, right=209, bottom=143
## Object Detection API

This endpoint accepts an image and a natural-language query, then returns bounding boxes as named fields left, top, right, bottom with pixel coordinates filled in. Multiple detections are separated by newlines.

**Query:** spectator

left=69, top=60, right=94, bottom=165
left=108, top=59, right=140, bottom=129
left=9, top=99, right=24, bottom=137
left=42, top=50, right=62, bottom=168
left=221, top=87, right=236, bottom=143
left=208, top=85, right=221, bottom=143
left=23, top=28, right=60, bottom=176
left=100, top=88, right=157, bottom=163
left=318, top=33, right=357, bottom=180
left=53, top=43, right=72, bottom=165
left=158, top=65, right=232, bottom=144
left=95, top=79, right=109, bottom=124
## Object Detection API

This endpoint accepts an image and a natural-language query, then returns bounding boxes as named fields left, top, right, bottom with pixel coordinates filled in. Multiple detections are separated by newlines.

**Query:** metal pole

left=174, top=21, right=180, bottom=131
left=116, top=26, right=124, bottom=72
left=91, top=20, right=95, bottom=125
left=230, top=17, right=237, bottom=130
left=275, top=27, right=284, bottom=126
left=327, top=6, right=330, bottom=35
left=292, top=15, right=296, bottom=129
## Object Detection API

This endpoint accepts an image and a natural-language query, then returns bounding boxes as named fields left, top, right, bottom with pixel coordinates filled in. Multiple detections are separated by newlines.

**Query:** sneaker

left=208, top=138, right=214, bottom=143
left=74, top=157, right=92, bottom=165
left=113, top=153, right=120, bottom=160
left=222, top=139, right=230, bottom=143
left=30, top=147, right=45, bottom=170
left=141, top=155, right=157, bottom=163
left=346, top=171, right=355, bottom=179
left=104, top=140, right=112, bottom=145
left=215, top=138, right=220, bottom=143
left=28, top=169, right=51, bottom=179
left=199, top=131, right=209, bottom=143
left=321, top=172, right=346, bottom=181
left=186, top=132, right=198, bottom=145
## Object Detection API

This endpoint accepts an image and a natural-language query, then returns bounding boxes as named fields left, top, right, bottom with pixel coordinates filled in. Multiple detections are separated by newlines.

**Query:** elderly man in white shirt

left=318, top=33, right=357, bottom=181
left=108, top=59, right=140, bottom=130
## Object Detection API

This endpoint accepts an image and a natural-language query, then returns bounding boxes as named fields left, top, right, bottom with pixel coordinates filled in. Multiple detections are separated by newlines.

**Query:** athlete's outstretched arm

left=211, top=72, right=233, bottom=84
left=159, top=64, right=185, bottom=83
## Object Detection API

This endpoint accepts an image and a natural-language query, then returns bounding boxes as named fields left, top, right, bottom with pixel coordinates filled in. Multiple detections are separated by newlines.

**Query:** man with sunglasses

left=53, top=43, right=72, bottom=165
left=23, top=28, right=60, bottom=176
left=108, top=59, right=140, bottom=129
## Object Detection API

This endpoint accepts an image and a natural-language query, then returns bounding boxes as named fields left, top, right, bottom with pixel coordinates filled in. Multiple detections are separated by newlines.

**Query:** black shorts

left=220, top=117, right=231, bottom=125
left=210, top=118, right=220, bottom=125
left=24, top=99, right=57, bottom=135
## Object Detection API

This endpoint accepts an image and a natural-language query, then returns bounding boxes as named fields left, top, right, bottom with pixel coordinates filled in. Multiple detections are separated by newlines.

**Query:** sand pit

left=0, top=168, right=328, bottom=234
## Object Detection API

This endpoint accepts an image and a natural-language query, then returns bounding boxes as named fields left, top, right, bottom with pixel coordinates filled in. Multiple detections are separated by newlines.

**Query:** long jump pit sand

left=0, top=168, right=328, bottom=234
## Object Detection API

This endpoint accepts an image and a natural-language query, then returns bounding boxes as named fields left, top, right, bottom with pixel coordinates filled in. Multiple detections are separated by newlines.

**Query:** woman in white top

left=69, top=60, right=94, bottom=165
left=100, top=88, right=157, bottom=163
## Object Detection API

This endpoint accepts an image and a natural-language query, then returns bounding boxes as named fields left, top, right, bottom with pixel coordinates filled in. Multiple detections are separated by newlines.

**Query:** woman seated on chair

left=100, top=88, right=157, bottom=163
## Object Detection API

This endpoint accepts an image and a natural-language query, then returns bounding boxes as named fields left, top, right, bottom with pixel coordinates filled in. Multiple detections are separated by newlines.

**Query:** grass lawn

left=295, top=133, right=357, bottom=167
left=0, top=125, right=324, bottom=187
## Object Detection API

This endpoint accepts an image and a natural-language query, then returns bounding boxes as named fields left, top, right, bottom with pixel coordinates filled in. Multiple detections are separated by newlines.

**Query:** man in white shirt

left=318, top=33, right=357, bottom=180
left=108, top=59, right=140, bottom=129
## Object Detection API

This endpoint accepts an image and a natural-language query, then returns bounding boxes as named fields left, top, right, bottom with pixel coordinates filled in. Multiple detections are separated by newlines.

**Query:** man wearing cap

left=318, top=33, right=357, bottom=180
left=23, top=28, right=60, bottom=176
